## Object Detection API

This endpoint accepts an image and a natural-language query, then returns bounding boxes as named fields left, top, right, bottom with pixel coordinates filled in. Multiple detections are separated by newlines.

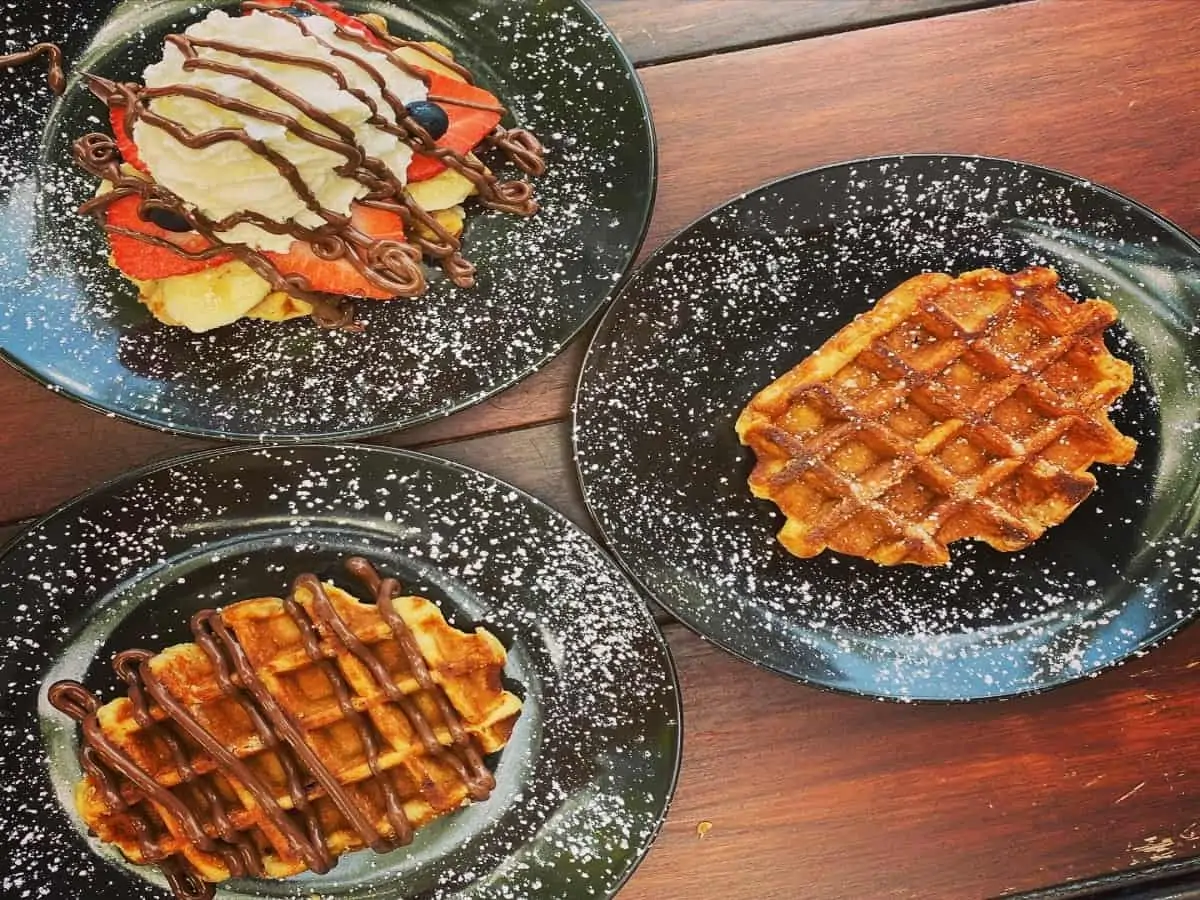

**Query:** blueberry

left=144, top=207, right=193, bottom=233
left=405, top=100, right=449, bottom=141
left=274, top=6, right=315, bottom=17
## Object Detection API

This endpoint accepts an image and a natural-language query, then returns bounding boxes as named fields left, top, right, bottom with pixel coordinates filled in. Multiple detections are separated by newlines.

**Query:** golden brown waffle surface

left=48, top=559, right=521, bottom=899
left=735, top=267, right=1137, bottom=566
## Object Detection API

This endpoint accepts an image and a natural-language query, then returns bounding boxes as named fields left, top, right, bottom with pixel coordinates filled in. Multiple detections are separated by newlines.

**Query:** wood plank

left=0, top=414, right=588, bottom=534
left=390, top=337, right=586, bottom=448
left=595, top=0, right=1020, bottom=66
left=5, top=0, right=1200, bottom=526
left=0, top=339, right=585, bottom=524
left=636, top=0, right=1200, bottom=256
left=0, top=367, right=214, bottom=523
left=421, top=421, right=594, bottom=533
left=0, top=357, right=586, bottom=524
left=620, top=622, right=1200, bottom=900
left=0, top=336, right=583, bottom=520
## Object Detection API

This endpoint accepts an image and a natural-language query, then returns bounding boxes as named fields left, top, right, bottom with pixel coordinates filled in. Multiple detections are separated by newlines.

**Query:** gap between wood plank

left=603, top=0, right=1030, bottom=68
left=402, top=413, right=570, bottom=453
left=0, top=417, right=573, bottom=531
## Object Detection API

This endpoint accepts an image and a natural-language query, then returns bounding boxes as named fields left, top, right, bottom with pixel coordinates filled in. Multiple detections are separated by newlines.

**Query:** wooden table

left=5, top=0, right=1200, bottom=896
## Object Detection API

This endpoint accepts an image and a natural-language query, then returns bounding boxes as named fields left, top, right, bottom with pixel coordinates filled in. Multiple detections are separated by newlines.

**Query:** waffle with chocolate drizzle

left=48, top=557, right=522, bottom=900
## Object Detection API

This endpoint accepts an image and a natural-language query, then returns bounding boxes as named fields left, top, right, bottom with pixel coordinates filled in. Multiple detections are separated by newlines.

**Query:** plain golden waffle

left=735, top=267, right=1137, bottom=566
left=49, top=559, right=521, bottom=897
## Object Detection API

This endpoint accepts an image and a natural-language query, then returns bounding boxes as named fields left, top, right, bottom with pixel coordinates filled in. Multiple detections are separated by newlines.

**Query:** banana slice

left=357, top=14, right=467, bottom=84
left=414, top=205, right=466, bottom=244
left=132, top=261, right=273, bottom=333
left=245, top=291, right=313, bottom=322
left=357, top=13, right=390, bottom=33
left=396, top=41, right=468, bottom=83
left=407, top=166, right=477, bottom=212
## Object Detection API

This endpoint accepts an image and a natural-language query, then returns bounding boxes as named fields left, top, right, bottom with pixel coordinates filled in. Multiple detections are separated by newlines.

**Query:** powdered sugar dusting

left=0, top=0, right=652, bottom=439
left=0, top=444, right=679, bottom=898
left=577, top=155, right=1200, bottom=701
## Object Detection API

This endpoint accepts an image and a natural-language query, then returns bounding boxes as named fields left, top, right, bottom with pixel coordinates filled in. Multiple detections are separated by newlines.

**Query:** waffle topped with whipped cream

left=72, top=0, right=545, bottom=331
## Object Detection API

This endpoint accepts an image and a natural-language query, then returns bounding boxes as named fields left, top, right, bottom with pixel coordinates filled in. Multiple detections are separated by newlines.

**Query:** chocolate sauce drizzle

left=0, top=42, right=66, bottom=95
left=73, top=1, right=545, bottom=328
left=48, top=557, right=496, bottom=900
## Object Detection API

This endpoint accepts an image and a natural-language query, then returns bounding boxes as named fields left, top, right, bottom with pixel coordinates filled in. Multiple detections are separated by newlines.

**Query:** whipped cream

left=134, top=10, right=425, bottom=253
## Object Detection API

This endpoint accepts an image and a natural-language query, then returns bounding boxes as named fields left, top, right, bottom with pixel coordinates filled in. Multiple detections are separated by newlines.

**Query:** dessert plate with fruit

left=0, top=0, right=654, bottom=439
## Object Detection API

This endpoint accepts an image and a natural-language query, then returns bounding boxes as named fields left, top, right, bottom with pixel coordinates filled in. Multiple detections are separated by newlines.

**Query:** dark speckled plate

left=0, top=444, right=680, bottom=898
left=0, top=0, right=653, bottom=440
left=574, top=155, right=1200, bottom=702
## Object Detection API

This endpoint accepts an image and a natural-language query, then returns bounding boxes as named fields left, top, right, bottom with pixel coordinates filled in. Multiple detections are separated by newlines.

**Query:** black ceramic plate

left=0, top=445, right=680, bottom=898
left=0, top=0, right=653, bottom=440
left=575, top=154, right=1200, bottom=702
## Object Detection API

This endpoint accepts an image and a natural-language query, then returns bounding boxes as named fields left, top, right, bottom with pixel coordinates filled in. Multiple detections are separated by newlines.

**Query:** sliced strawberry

left=105, top=194, right=232, bottom=280
left=347, top=203, right=407, bottom=241
left=407, top=73, right=503, bottom=182
left=109, top=106, right=148, bottom=174
left=264, top=204, right=408, bottom=299
left=253, top=0, right=386, bottom=47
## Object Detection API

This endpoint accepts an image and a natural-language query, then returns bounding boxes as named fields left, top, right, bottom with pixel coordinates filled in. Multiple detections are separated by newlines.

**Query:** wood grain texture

left=423, top=420, right=594, bottom=532
left=3, top=0, right=1197, bottom=527
left=622, top=623, right=1200, bottom=900
left=0, top=339, right=584, bottom=524
left=0, top=366, right=213, bottom=523
left=637, top=0, right=1200, bottom=256
left=388, top=337, right=586, bottom=448
left=595, top=0, right=1020, bottom=65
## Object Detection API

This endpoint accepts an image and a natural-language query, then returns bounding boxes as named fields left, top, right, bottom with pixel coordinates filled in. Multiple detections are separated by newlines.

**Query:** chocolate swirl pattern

left=72, top=1, right=545, bottom=328
left=0, top=42, right=66, bottom=95
left=48, top=557, right=522, bottom=900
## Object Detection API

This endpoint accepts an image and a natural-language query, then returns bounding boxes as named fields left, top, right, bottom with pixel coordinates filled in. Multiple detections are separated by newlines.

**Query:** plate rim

left=0, top=0, right=659, bottom=444
left=571, top=150, right=1200, bottom=704
left=0, top=441, right=684, bottom=898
